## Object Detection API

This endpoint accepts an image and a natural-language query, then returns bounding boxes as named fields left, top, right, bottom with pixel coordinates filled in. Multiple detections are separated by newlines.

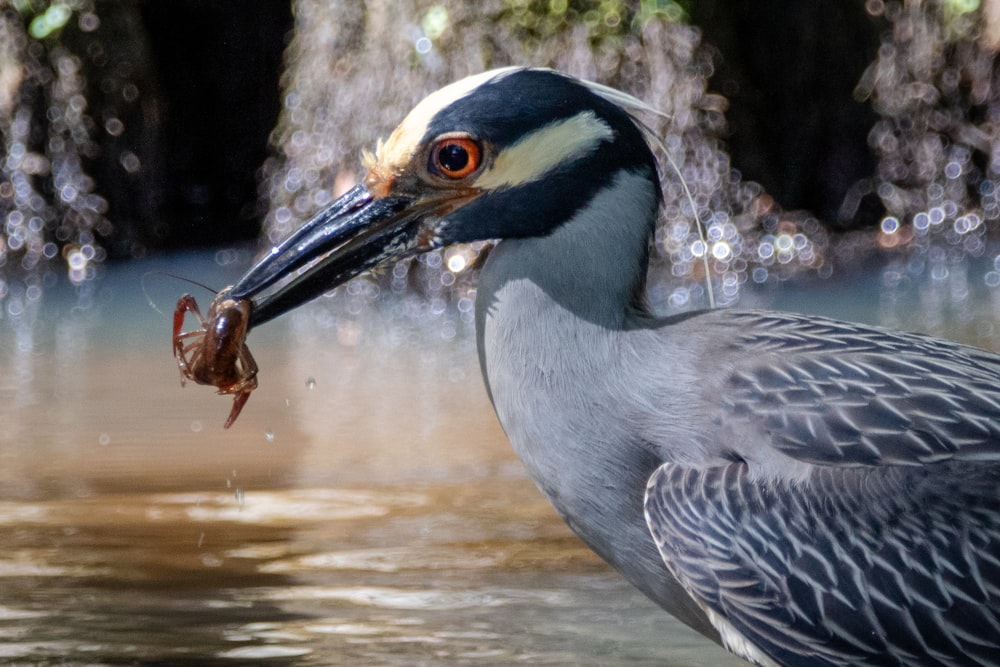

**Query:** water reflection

left=1, top=249, right=999, bottom=664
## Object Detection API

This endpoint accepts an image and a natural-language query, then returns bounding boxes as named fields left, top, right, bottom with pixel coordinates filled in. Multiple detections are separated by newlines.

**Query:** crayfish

left=172, top=288, right=258, bottom=428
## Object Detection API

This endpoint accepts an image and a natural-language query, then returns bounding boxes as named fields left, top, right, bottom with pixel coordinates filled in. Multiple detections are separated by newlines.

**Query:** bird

left=228, top=67, right=1000, bottom=666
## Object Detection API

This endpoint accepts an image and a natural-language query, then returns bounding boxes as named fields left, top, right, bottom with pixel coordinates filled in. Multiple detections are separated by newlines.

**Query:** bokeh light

left=1, top=0, right=999, bottom=320
left=1, top=0, right=111, bottom=290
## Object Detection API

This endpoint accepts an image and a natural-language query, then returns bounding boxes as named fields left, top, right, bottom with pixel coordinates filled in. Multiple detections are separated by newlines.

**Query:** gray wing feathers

left=717, top=311, right=1000, bottom=466
left=644, top=461, right=1000, bottom=666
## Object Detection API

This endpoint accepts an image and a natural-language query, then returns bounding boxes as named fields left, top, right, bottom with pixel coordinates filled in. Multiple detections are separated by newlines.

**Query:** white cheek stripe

left=473, top=111, right=613, bottom=190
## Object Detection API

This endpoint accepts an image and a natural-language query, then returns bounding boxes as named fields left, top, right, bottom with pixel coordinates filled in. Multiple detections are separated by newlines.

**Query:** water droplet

left=880, top=216, right=899, bottom=234
left=306, top=377, right=316, bottom=389
left=104, top=117, right=124, bottom=137
left=98, top=433, right=110, bottom=446
left=415, top=36, right=432, bottom=54
left=711, top=241, right=731, bottom=260
left=200, top=554, right=223, bottom=568
left=234, top=487, right=245, bottom=506
left=190, top=420, right=203, bottom=433
left=265, top=429, right=275, bottom=443
left=119, top=150, right=140, bottom=173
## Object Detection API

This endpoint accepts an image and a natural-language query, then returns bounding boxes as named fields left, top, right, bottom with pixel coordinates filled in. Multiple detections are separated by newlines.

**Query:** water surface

left=1, top=249, right=998, bottom=665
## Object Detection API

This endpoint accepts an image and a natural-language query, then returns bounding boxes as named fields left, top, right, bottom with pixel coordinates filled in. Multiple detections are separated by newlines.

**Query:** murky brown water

left=0, top=253, right=748, bottom=666
left=2, top=249, right=999, bottom=665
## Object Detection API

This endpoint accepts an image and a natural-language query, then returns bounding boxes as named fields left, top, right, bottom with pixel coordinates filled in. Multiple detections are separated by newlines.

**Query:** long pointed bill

left=230, top=183, right=428, bottom=329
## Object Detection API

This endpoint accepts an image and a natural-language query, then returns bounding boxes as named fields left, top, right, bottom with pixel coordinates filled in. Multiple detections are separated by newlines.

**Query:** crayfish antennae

left=141, top=271, right=218, bottom=317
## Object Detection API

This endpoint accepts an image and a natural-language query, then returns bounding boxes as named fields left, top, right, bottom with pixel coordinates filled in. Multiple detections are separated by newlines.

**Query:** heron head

left=231, top=67, right=660, bottom=327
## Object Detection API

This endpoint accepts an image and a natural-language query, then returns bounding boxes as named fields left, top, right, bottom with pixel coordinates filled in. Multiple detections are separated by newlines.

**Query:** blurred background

left=1, top=1, right=1000, bottom=664
left=2, top=0, right=999, bottom=295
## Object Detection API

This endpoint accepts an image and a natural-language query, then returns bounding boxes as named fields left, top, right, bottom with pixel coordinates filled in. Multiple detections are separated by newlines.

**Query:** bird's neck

left=473, top=169, right=709, bottom=626
left=474, top=166, right=659, bottom=483
left=480, top=168, right=658, bottom=330
left=474, top=167, right=659, bottom=430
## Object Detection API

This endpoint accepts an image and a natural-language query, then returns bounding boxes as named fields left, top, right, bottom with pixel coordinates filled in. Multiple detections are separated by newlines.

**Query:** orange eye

left=429, top=136, right=481, bottom=179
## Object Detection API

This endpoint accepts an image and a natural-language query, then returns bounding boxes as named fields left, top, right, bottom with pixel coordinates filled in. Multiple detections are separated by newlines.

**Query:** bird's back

left=640, top=309, right=1000, bottom=665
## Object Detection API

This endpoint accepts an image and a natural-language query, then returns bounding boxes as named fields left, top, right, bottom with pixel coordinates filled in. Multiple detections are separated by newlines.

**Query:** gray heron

left=229, top=67, right=1000, bottom=665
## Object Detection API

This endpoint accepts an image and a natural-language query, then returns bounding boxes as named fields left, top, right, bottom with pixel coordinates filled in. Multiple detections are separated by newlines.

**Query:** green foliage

left=29, top=2, right=71, bottom=39
left=11, top=0, right=77, bottom=39
left=499, top=0, right=688, bottom=46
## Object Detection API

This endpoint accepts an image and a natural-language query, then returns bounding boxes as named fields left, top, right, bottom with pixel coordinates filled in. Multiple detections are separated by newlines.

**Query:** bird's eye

left=429, top=136, right=481, bottom=179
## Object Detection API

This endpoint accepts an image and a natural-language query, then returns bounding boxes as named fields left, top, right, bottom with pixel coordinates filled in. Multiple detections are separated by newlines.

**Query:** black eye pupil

left=438, top=144, right=469, bottom=173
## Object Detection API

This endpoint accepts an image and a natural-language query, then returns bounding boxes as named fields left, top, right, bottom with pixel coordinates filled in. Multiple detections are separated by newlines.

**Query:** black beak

left=230, top=183, right=423, bottom=329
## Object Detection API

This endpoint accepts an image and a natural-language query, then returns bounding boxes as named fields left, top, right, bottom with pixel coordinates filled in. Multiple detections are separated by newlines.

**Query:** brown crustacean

left=172, top=287, right=258, bottom=428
